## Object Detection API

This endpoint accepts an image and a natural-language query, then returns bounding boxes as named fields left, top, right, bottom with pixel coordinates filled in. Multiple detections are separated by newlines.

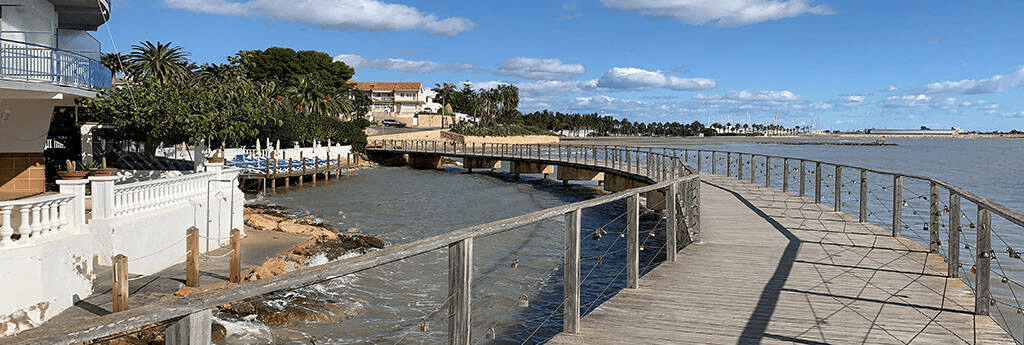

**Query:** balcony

left=0, top=38, right=112, bottom=91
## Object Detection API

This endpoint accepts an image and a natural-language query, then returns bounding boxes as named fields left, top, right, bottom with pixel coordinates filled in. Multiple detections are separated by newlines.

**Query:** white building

left=0, top=0, right=112, bottom=335
left=351, top=81, right=443, bottom=126
left=1, top=0, right=112, bottom=200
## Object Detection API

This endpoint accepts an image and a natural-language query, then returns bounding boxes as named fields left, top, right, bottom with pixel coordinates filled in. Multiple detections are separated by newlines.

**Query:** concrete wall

left=557, top=166, right=604, bottom=181
left=0, top=232, right=92, bottom=335
left=0, top=0, right=56, bottom=45
left=0, top=99, right=65, bottom=154
left=56, top=30, right=100, bottom=60
left=511, top=162, right=554, bottom=174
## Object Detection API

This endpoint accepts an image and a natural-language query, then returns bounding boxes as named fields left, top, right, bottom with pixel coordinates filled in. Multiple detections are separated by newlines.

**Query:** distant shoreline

left=561, top=133, right=1023, bottom=146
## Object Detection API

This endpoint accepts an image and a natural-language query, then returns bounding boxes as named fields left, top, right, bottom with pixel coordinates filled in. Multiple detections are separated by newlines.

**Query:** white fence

left=0, top=194, right=77, bottom=246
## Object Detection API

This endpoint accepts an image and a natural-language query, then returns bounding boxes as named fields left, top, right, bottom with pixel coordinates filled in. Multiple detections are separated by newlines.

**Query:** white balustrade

left=107, top=169, right=240, bottom=218
left=0, top=194, right=77, bottom=246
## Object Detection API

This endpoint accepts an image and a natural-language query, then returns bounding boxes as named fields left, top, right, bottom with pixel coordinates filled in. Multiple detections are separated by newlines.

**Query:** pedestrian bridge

left=7, top=140, right=1021, bottom=344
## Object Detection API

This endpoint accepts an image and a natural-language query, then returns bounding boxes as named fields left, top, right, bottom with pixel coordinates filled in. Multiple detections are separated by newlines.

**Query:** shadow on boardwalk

left=548, top=175, right=1013, bottom=344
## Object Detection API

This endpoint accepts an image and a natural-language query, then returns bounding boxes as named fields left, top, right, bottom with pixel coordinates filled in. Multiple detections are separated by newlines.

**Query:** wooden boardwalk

left=548, top=174, right=1014, bottom=344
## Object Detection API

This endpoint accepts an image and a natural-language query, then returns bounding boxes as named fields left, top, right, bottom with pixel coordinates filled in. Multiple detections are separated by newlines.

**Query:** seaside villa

left=350, top=81, right=451, bottom=127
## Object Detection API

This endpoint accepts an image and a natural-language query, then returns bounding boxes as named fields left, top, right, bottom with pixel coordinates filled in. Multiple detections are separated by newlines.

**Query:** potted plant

left=57, top=160, right=89, bottom=180
left=92, top=157, right=118, bottom=176
left=208, top=150, right=226, bottom=164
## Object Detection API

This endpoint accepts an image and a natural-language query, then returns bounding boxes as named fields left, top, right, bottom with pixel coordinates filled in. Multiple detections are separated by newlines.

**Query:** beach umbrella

left=255, top=139, right=261, bottom=154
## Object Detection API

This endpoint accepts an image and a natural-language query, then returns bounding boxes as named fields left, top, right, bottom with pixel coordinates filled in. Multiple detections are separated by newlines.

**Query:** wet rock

left=245, top=258, right=292, bottom=281
left=244, top=213, right=287, bottom=232
left=211, top=322, right=226, bottom=343
left=220, top=301, right=256, bottom=316
left=253, top=297, right=358, bottom=327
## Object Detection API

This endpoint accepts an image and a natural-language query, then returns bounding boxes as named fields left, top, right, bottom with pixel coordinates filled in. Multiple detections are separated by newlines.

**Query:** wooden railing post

left=948, top=193, right=960, bottom=278
left=765, top=157, right=771, bottom=187
left=799, top=160, right=806, bottom=197
left=814, top=162, right=822, bottom=203
left=859, top=169, right=868, bottom=222
left=782, top=158, right=789, bottom=192
left=737, top=153, right=743, bottom=180
left=448, top=238, right=472, bottom=344
left=711, top=151, right=717, bottom=175
left=696, top=150, right=702, bottom=173
left=564, top=209, right=581, bottom=334
left=165, top=309, right=212, bottom=345
left=627, top=193, right=640, bottom=289
left=976, top=206, right=991, bottom=315
left=230, top=229, right=241, bottom=283
left=112, top=254, right=128, bottom=312
left=929, top=182, right=940, bottom=253
left=834, top=165, right=842, bottom=212
left=187, top=226, right=199, bottom=287
left=893, top=175, right=902, bottom=237
left=750, top=155, right=756, bottom=184
left=727, top=152, right=732, bottom=177
left=666, top=182, right=678, bottom=262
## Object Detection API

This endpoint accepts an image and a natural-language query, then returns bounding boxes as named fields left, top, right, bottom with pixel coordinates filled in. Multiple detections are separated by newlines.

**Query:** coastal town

left=2, top=0, right=1024, bottom=344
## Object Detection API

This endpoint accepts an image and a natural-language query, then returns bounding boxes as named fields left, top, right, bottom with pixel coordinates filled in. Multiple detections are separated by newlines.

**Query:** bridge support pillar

left=408, top=154, right=443, bottom=170
left=603, top=174, right=642, bottom=192
left=557, top=166, right=604, bottom=184
left=465, top=158, right=500, bottom=172
left=511, top=162, right=554, bottom=175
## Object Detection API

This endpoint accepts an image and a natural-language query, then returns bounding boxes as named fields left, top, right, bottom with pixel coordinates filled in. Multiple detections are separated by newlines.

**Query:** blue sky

left=100, top=0, right=1024, bottom=131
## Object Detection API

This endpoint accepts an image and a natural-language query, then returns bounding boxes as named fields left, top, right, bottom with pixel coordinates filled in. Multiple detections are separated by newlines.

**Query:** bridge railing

left=6, top=144, right=700, bottom=344
left=678, top=148, right=1024, bottom=342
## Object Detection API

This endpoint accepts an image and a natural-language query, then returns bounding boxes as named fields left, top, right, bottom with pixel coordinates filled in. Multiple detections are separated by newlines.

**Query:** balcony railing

left=0, top=38, right=112, bottom=90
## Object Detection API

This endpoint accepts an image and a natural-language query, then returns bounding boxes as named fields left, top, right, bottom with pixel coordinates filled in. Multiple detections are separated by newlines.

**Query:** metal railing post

left=893, top=175, right=902, bottom=237
left=564, top=209, right=581, bottom=334
left=976, top=206, right=991, bottom=315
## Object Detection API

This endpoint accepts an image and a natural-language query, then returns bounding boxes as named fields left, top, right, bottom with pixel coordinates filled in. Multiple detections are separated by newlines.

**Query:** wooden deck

left=548, top=174, right=1014, bottom=344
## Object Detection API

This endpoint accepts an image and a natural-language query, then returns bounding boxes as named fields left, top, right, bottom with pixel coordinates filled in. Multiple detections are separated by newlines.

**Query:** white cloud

left=164, top=0, right=474, bottom=36
left=726, top=90, right=799, bottom=101
left=883, top=94, right=931, bottom=108
left=334, top=54, right=480, bottom=74
left=883, top=85, right=899, bottom=92
left=601, top=0, right=836, bottom=27
left=496, top=58, right=586, bottom=81
left=920, top=66, right=1024, bottom=95
left=597, top=67, right=716, bottom=91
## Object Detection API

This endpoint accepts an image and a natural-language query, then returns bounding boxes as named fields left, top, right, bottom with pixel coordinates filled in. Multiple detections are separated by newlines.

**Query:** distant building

left=350, top=81, right=443, bottom=126
left=1, top=0, right=112, bottom=200
left=866, top=127, right=962, bottom=135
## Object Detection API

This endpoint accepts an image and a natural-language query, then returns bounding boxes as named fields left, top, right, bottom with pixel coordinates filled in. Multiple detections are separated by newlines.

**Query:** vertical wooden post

left=666, top=182, right=678, bottom=262
left=834, top=165, right=842, bottom=212
left=976, top=206, right=991, bottom=315
left=165, top=309, right=212, bottom=345
left=948, top=193, right=960, bottom=278
left=230, top=229, right=241, bottom=283
left=765, top=157, right=771, bottom=187
left=711, top=151, right=717, bottom=175
left=112, top=254, right=128, bottom=312
left=893, top=175, right=903, bottom=237
left=627, top=193, right=639, bottom=289
left=696, top=150, right=702, bottom=173
left=859, top=169, right=868, bottom=222
left=564, top=209, right=581, bottom=334
left=929, top=182, right=940, bottom=253
left=750, top=155, right=756, bottom=184
left=727, top=152, right=732, bottom=177
left=737, top=153, right=743, bottom=180
left=782, top=158, right=789, bottom=193
left=187, top=227, right=199, bottom=287
left=299, top=152, right=304, bottom=186
left=448, top=238, right=472, bottom=345
left=799, top=160, right=806, bottom=197
left=285, top=158, right=292, bottom=188
left=814, top=162, right=822, bottom=203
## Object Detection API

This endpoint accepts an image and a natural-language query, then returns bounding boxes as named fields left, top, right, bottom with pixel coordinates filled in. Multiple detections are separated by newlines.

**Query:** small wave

left=212, top=315, right=273, bottom=345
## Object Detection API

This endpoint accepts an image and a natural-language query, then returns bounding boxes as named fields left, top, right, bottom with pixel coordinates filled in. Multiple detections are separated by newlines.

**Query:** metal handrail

left=0, top=38, right=112, bottom=90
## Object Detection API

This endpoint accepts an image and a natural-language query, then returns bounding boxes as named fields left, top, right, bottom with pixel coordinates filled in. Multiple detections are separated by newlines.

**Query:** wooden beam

left=564, top=209, right=581, bottom=334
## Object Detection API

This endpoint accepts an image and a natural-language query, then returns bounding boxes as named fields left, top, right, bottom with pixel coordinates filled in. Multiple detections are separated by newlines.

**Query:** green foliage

left=230, top=47, right=354, bottom=90
left=125, top=41, right=190, bottom=84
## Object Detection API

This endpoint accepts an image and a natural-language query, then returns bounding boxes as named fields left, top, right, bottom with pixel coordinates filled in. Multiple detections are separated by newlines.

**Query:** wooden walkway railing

left=6, top=142, right=700, bottom=345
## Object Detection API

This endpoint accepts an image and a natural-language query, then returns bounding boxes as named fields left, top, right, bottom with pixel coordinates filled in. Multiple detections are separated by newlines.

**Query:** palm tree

left=125, top=41, right=190, bottom=84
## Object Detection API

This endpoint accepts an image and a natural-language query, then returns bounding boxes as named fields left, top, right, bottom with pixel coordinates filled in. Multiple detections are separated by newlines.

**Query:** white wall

left=0, top=232, right=92, bottom=335
left=0, top=99, right=66, bottom=153
left=56, top=30, right=100, bottom=59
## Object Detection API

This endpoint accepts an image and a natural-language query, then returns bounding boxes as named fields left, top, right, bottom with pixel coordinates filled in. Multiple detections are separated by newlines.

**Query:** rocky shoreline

left=93, top=204, right=386, bottom=345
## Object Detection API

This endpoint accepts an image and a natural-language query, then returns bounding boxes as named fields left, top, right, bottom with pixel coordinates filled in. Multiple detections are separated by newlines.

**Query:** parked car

left=382, top=119, right=406, bottom=128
